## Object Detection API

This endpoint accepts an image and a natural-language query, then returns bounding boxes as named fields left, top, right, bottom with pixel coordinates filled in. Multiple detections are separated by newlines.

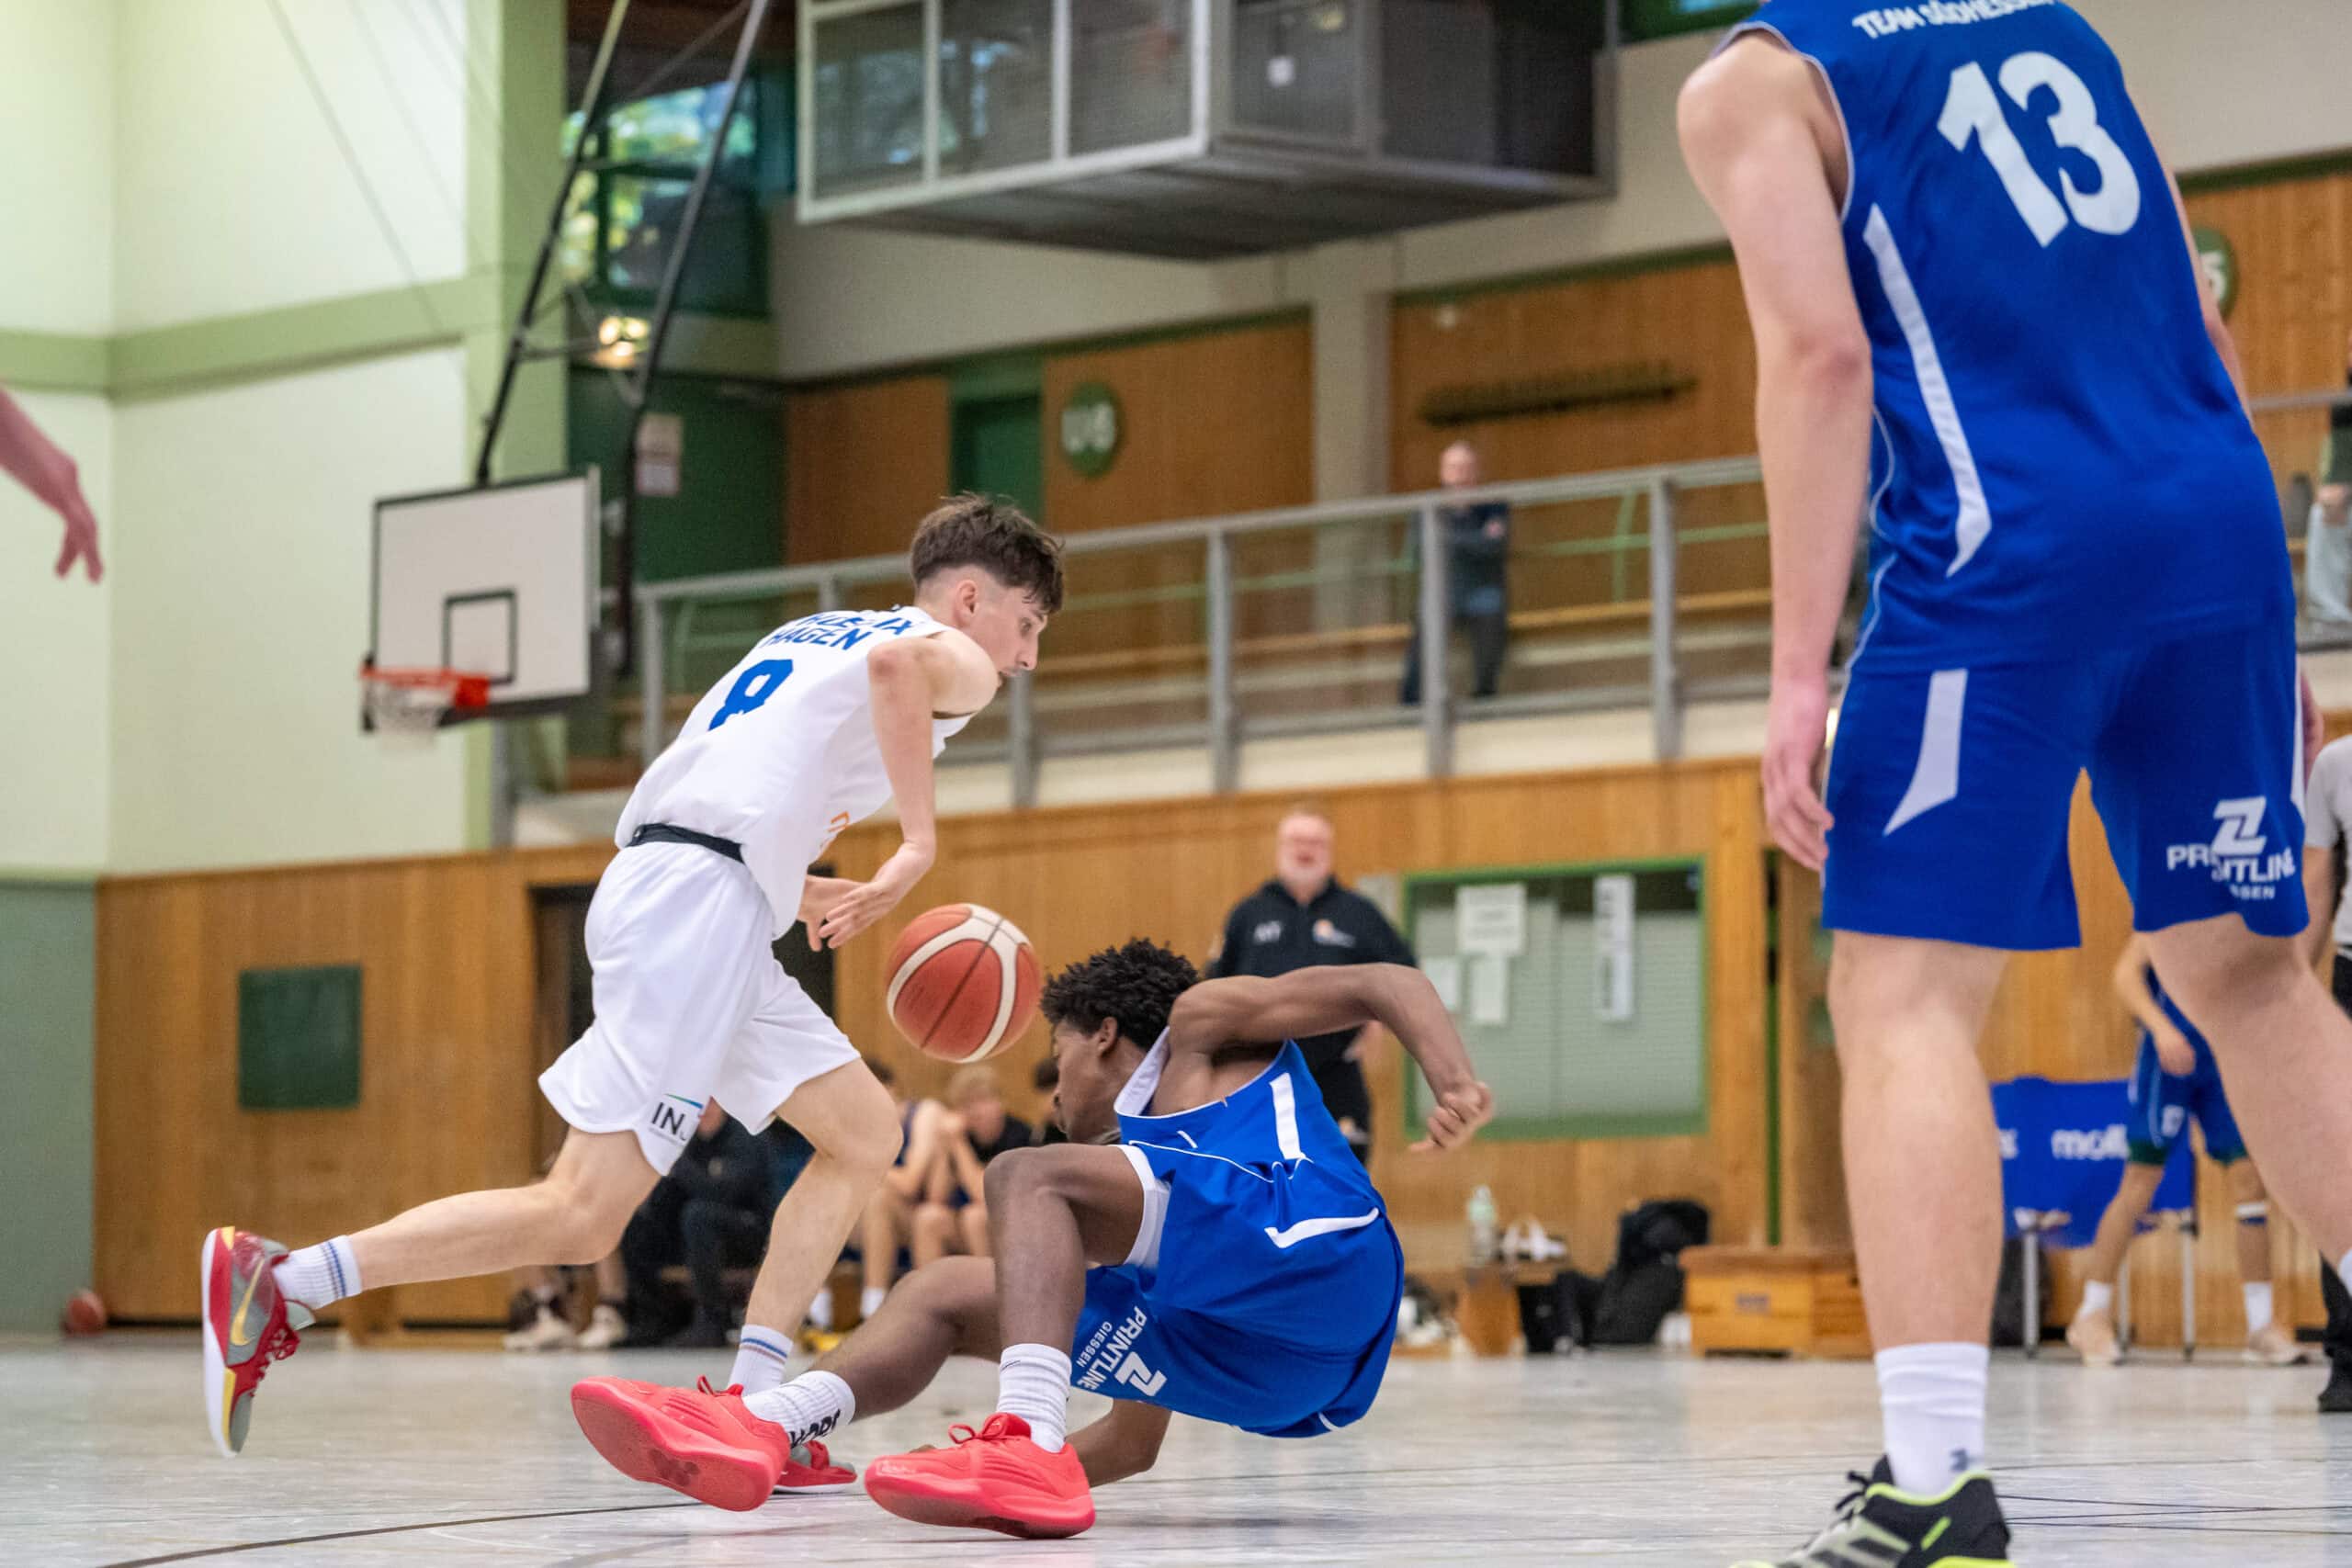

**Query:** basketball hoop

left=360, top=663, right=491, bottom=744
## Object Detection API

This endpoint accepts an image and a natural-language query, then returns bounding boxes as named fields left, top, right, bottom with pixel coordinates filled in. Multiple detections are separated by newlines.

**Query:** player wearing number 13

left=1681, top=5, right=2352, bottom=1565
left=197, top=497, right=1061, bottom=1464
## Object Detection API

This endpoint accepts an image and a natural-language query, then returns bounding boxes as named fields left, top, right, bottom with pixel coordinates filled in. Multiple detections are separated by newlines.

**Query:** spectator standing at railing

left=1399, top=440, right=1511, bottom=704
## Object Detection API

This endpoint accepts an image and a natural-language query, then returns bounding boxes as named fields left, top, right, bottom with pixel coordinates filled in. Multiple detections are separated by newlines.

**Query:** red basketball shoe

left=198, top=1226, right=313, bottom=1458
left=863, top=1414, right=1095, bottom=1539
left=571, top=1377, right=854, bottom=1511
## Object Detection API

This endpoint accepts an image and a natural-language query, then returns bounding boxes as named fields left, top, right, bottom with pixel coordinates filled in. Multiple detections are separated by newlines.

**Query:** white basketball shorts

left=538, top=840, right=861, bottom=1173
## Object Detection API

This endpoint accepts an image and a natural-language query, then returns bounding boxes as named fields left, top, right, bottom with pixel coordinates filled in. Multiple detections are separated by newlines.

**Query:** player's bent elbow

left=1779, top=328, right=1871, bottom=395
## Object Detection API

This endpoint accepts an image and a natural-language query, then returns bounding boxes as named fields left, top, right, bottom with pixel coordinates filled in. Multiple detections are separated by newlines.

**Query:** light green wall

left=113, top=0, right=469, bottom=332
left=0, top=882, right=96, bottom=1333
left=0, top=1, right=113, bottom=335
left=108, top=347, right=475, bottom=873
left=0, top=393, right=112, bottom=872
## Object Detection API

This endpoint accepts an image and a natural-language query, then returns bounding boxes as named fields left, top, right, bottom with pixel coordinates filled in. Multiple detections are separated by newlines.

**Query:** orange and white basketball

left=884, top=903, right=1042, bottom=1063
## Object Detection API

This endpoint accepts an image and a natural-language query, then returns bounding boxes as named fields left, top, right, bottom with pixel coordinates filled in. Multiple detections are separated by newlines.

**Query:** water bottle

left=1466, top=1184, right=1498, bottom=1264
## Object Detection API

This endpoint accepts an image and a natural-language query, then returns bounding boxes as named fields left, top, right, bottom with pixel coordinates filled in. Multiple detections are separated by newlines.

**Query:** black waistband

left=628, top=822, right=744, bottom=863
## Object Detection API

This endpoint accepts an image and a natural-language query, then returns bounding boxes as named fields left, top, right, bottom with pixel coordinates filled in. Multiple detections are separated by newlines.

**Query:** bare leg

left=810, top=1256, right=1003, bottom=1418
left=2080, top=1163, right=2166, bottom=1287
left=985, top=1145, right=1147, bottom=1356
left=350, top=1128, right=656, bottom=1289
left=2149, top=920, right=2352, bottom=1265
left=2229, top=1161, right=2274, bottom=1285
left=742, top=1061, right=902, bottom=1337
left=912, top=1201, right=958, bottom=1269
left=1832, top=934, right=2010, bottom=1348
left=862, top=1189, right=912, bottom=1294
left=958, top=1202, right=990, bottom=1259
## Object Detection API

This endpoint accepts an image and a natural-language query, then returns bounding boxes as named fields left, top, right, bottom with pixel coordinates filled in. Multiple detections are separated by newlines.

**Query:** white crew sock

left=861, top=1284, right=887, bottom=1320
left=729, top=1327, right=797, bottom=1395
left=1876, top=1342, right=1988, bottom=1496
left=2076, top=1280, right=2115, bottom=1319
left=745, top=1370, right=856, bottom=1447
left=276, top=1237, right=361, bottom=1310
left=995, top=1343, right=1074, bottom=1451
left=807, top=1286, right=835, bottom=1331
left=2245, top=1281, right=2276, bottom=1335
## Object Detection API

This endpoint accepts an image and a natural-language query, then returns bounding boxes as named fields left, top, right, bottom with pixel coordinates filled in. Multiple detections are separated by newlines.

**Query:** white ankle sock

left=729, top=1327, right=796, bottom=1395
left=277, top=1237, right=360, bottom=1309
left=995, top=1343, right=1073, bottom=1451
left=1876, top=1342, right=1987, bottom=1495
left=2245, top=1281, right=2275, bottom=1335
left=2077, top=1280, right=2114, bottom=1319
left=746, top=1370, right=855, bottom=1447
left=860, top=1284, right=887, bottom=1320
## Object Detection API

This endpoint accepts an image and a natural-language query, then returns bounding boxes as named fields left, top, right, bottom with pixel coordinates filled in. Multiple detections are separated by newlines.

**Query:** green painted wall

left=0, top=883, right=95, bottom=1333
left=569, top=369, right=786, bottom=582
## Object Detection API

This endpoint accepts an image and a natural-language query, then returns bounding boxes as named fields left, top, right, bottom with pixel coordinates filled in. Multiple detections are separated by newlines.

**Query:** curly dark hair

left=1040, top=939, right=1199, bottom=1050
left=910, top=494, right=1065, bottom=615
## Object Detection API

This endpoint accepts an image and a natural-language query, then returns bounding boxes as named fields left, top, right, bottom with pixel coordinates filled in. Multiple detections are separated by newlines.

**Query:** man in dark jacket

left=1400, top=439, right=1511, bottom=703
left=619, top=1101, right=780, bottom=1348
left=1209, top=805, right=1414, bottom=1161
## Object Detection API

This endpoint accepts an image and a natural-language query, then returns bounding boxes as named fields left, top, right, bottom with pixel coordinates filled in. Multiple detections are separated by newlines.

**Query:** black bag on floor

left=1566, top=1198, right=1713, bottom=1348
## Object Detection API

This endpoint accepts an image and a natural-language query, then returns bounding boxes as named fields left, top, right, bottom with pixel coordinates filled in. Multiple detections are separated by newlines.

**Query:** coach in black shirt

left=1209, top=806, right=1414, bottom=1160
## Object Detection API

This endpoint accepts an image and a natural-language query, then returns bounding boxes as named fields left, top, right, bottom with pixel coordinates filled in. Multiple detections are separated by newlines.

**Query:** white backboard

left=369, top=472, right=599, bottom=726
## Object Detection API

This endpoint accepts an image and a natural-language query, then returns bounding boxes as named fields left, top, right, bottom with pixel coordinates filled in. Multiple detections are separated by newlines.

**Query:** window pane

left=813, top=5, right=927, bottom=197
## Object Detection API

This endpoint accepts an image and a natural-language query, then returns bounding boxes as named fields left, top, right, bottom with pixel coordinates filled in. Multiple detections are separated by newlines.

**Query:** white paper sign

left=1593, top=873, right=1635, bottom=1022
left=1422, top=955, right=1463, bottom=1013
left=1468, top=953, right=1510, bottom=1025
left=1456, top=882, right=1528, bottom=958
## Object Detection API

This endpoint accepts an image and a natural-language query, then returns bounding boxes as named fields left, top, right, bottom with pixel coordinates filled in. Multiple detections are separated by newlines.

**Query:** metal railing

left=635, top=454, right=1768, bottom=804
left=627, top=385, right=2349, bottom=808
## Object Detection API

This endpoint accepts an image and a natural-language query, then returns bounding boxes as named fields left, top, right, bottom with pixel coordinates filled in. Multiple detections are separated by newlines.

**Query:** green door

left=951, top=392, right=1046, bottom=525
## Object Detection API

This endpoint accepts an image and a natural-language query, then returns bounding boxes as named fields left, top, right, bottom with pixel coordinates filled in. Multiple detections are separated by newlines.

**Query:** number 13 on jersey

left=1939, top=51, right=2141, bottom=245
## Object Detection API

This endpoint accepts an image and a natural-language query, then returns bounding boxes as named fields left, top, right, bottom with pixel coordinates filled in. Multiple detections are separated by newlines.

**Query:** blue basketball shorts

left=1067, top=1144, right=1402, bottom=1438
left=2124, top=1028, right=2246, bottom=1166
left=1821, top=618, right=2306, bottom=951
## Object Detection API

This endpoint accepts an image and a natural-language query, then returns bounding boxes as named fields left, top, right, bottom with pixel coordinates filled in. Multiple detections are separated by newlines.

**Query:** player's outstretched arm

left=1069, top=1400, right=1170, bottom=1487
left=0, top=385, right=103, bottom=582
left=1679, top=40, right=1871, bottom=873
left=1167, top=965, right=1492, bottom=1151
left=812, top=630, right=1001, bottom=948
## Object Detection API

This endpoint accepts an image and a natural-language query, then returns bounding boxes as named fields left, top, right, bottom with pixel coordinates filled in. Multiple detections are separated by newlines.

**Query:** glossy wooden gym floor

left=10, top=1338, right=2348, bottom=1564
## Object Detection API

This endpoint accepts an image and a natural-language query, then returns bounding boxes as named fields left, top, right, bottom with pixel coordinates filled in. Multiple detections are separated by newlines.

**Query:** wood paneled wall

left=1036, top=319, right=1317, bottom=653
left=783, top=374, right=952, bottom=565
left=824, top=761, right=1774, bottom=1270
left=95, top=845, right=615, bottom=1323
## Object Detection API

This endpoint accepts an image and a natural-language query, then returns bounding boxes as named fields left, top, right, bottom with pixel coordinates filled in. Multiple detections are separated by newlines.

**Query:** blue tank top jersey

left=1112, top=1038, right=1369, bottom=1177
left=1724, top=1, right=2290, bottom=672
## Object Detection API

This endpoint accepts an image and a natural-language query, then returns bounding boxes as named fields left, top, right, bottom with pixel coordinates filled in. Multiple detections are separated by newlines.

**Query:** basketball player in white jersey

left=198, top=497, right=1063, bottom=1471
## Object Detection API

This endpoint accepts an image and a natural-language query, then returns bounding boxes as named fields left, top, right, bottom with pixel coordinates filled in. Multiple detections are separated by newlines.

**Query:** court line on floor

left=96, top=1502, right=702, bottom=1567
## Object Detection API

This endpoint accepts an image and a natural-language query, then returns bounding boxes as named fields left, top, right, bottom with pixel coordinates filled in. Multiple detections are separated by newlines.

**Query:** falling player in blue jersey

left=571, top=939, right=1492, bottom=1537
left=1681, top=2, right=2352, bottom=1563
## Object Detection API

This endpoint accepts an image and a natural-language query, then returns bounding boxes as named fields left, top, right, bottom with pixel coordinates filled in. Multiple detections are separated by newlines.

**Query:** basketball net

left=360, top=665, right=491, bottom=746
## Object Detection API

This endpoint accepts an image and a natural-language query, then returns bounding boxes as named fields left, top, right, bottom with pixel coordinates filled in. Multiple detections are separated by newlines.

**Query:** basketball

left=884, top=904, right=1042, bottom=1063
left=61, top=1289, right=107, bottom=1337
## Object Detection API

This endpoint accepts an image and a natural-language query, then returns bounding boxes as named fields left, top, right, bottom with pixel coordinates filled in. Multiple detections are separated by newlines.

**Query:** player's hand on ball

left=814, top=842, right=934, bottom=948
left=1410, top=1080, right=1494, bottom=1153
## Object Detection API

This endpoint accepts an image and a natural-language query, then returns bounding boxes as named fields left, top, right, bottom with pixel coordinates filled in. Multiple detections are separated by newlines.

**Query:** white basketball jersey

left=617, top=607, right=976, bottom=936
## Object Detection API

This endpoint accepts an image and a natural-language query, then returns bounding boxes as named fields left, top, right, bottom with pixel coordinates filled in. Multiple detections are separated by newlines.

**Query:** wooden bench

left=1682, top=1246, right=1870, bottom=1359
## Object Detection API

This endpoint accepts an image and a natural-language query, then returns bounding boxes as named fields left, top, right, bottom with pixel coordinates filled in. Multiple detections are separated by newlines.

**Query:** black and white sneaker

left=1733, top=1460, right=2014, bottom=1567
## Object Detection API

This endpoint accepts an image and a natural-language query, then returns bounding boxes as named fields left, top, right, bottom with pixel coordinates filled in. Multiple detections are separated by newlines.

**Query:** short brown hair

left=946, top=1065, right=1002, bottom=1109
left=910, top=494, right=1065, bottom=615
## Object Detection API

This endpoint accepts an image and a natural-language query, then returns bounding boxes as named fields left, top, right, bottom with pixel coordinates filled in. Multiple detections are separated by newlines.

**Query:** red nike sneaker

left=198, top=1226, right=313, bottom=1458
left=863, top=1414, right=1095, bottom=1540
left=571, top=1377, right=854, bottom=1512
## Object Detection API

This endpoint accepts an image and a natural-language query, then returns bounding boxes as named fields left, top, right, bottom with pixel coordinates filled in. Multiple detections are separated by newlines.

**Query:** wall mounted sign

left=1059, top=381, right=1123, bottom=477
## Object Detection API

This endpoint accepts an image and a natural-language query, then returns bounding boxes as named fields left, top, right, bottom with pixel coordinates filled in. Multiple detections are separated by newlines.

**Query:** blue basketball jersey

left=1073, top=1036, right=1400, bottom=1438
left=1725, top=1, right=2290, bottom=672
